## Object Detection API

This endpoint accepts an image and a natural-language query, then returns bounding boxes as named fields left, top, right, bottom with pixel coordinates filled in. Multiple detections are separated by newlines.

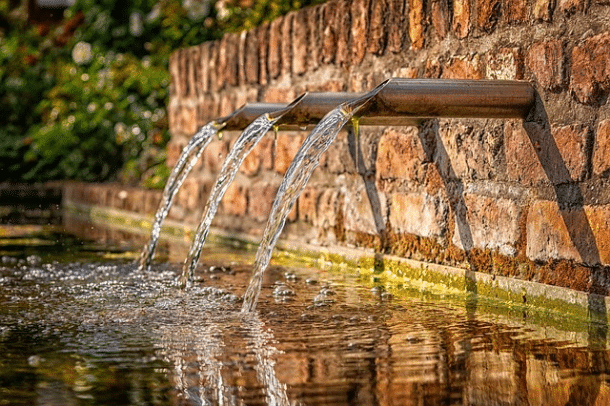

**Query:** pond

left=1, top=215, right=610, bottom=405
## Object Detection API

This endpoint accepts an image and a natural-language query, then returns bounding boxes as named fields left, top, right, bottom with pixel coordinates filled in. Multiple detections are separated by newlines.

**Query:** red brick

left=476, top=0, right=502, bottom=32
left=506, top=121, right=590, bottom=184
left=240, top=134, right=275, bottom=176
left=368, top=0, right=387, bottom=55
left=298, top=186, right=320, bottom=223
left=188, top=46, right=201, bottom=98
left=203, top=138, right=230, bottom=174
left=274, top=132, right=306, bottom=174
left=387, top=0, right=406, bottom=52
left=342, top=175, right=388, bottom=235
left=262, top=87, right=297, bottom=103
left=268, top=17, right=283, bottom=79
left=376, top=127, right=429, bottom=181
left=244, top=30, right=259, bottom=84
left=237, top=31, right=247, bottom=86
left=452, top=0, right=471, bottom=39
left=408, top=0, right=425, bottom=49
left=350, top=0, right=368, bottom=65
left=527, top=200, right=605, bottom=265
left=222, top=181, right=248, bottom=216
left=452, top=194, right=521, bottom=256
left=431, top=0, right=451, bottom=39
left=281, top=13, right=293, bottom=76
left=389, top=192, right=448, bottom=238
left=306, top=6, right=322, bottom=69
left=442, top=55, right=483, bottom=79
left=570, top=33, right=610, bottom=104
left=313, top=188, right=343, bottom=229
left=292, top=9, right=308, bottom=75
left=593, top=119, right=610, bottom=176
left=321, top=1, right=338, bottom=63
left=335, top=0, right=352, bottom=66
left=248, top=182, right=278, bottom=222
left=486, top=48, right=523, bottom=80
left=526, top=40, right=564, bottom=90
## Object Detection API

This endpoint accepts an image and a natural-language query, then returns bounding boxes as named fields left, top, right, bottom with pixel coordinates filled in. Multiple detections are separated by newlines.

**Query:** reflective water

left=2, top=221, right=610, bottom=405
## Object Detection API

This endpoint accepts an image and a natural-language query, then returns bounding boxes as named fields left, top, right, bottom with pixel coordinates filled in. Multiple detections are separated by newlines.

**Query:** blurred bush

left=0, top=0, right=325, bottom=187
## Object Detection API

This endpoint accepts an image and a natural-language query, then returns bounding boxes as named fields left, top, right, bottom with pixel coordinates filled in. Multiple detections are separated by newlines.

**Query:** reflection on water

left=1, top=220, right=610, bottom=405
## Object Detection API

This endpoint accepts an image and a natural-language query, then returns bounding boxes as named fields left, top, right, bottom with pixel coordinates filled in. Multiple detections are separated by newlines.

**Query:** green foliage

left=0, top=0, right=326, bottom=186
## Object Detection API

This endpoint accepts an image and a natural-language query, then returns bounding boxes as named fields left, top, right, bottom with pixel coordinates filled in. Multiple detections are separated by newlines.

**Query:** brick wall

left=165, top=0, right=610, bottom=294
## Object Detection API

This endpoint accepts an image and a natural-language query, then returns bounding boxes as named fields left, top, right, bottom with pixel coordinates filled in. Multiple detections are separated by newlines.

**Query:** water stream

left=241, top=83, right=387, bottom=313
left=139, top=122, right=221, bottom=272
left=180, top=95, right=305, bottom=288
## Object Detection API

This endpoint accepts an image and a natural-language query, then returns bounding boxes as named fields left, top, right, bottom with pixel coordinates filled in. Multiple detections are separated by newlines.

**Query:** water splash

left=241, top=83, right=387, bottom=313
left=180, top=95, right=305, bottom=288
left=139, top=122, right=222, bottom=272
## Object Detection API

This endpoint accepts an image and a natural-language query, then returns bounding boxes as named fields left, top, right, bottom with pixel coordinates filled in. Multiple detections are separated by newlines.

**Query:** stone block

left=442, top=54, right=483, bottom=79
left=368, top=0, right=387, bottom=55
left=342, top=175, right=388, bottom=235
left=408, top=0, right=425, bottom=49
left=274, top=132, right=306, bottom=174
left=526, top=200, right=609, bottom=265
left=486, top=48, right=523, bottom=80
left=431, top=0, right=451, bottom=39
left=321, top=1, right=338, bottom=63
left=313, top=188, right=343, bottom=229
left=526, top=39, right=564, bottom=90
left=298, top=186, right=320, bottom=223
left=306, top=6, right=322, bottom=69
left=452, top=194, right=521, bottom=256
left=262, top=87, right=297, bottom=103
left=532, top=0, right=554, bottom=20
left=240, top=134, right=275, bottom=176
left=476, top=0, right=502, bottom=32
left=593, top=119, right=610, bottom=176
left=179, top=105, right=199, bottom=136
left=558, top=0, right=586, bottom=14
left=207, top=40, right=220, bottom=93
left=506, top=121, right=590, bottom=184
left=292, top=9, right=308, bottom=75
left=166, top=138, right=185, bottom=168
left=268, top=17, right=283, bottom=79
left=222, top=181, right=248, bottom=216
left=335, top=0, right=352, bottom=65
left=504, top=0, right=526, bottom=23
left=452, top=0, right=471, bottom=39
left=169, top=51, right=180, bottom=99
left=244, top=29, right=259, bottom=84
left=237, top=31, right=246, bottom=86
left=389, top=192, right=448, bottom=238
left=256, top=22, right=269, bottom=86
left=203, top=138, right=230, bottom=175
left=248, top=181, right=278, bottom=222
left=281, top=12, right=294, bottom=76
left=570, top=33, right=610, bottom=104
left=376, top=127, right=430, bottom=181
left=350, top=0, right=369, bottom=65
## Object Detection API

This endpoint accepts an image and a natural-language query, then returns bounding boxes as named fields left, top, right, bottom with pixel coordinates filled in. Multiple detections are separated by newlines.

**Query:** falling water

left=180, top=95, right=305, bottom=287
left=241, top=83, right=387, bottom=313
left=139, top=122, right=221, bottom=272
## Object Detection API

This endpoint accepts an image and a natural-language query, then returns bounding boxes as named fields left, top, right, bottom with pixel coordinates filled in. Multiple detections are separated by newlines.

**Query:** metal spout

left=219, top=78, right=535, bottom=130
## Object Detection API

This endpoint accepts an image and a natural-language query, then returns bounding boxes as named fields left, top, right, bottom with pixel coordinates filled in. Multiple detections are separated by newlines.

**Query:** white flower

left=72, top=41, right=93, bottom=65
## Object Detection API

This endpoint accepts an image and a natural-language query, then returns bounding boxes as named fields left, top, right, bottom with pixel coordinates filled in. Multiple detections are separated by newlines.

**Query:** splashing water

left=180, top=96, right=305, bottom=287
left=241, top=84, right=387, bottom=313
left=139, top=122, right=221, bottom=272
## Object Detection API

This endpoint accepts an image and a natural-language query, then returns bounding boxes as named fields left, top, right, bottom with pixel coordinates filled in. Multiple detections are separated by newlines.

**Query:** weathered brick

left=408, top=0, right=425, bottom=49
left=335, top=0, right=352, bottom=65
left=389, top=192, right=448, bottom=238
left=526, top=40, right=564, bottom=90
left=169, top=51, right=180, bottom=99
left=306, top=6, right=322, bottom=69
left=275, top=132, right=306, bottom=174
left=256, top=22, right=269, bottom=86
left=207, top=40, right=220, bottom=93
left=570, top=33, right=610, bottom=104
left=431, top=0, right=451, bottom=39
left=452, top=0, right=471, bottom=39
left=476, top=0, right=502, bottom=32
left=532, top=0, right=554, bottom=20
left=504, top=0, right=526, bottom=23
left=179, top=105, right=198, bottom=136
left=281, top=12, right=294, bottom=76
left=248, top=181, right=279, bottom=222
left=176, top=177, right=202, bottom=211
left=452, top=194, right=521, bottom=256
left=244, top=29, right=259, bottom=84
left=298, top=186, right=320, bottom=223
left=237, top=31, right=247, bottom=86
left=292, top=9, right=308, bottom=75
left=321, top=1, right=338, bottom=63
left=368, top=0, right=387, bottom=55
left=527, top=200, right=605, bottom=265
left=350, top=0, right=368, bottom=65
left=558, top=0, right=586, bottom=14
left=198, top=43, right=210, bottom=94
left=188, top=46, right=201, bottom=98
left=387, top=0, right=406, bottom=52
left=342, top=175, right=388, bottom=235
left=268, top=17, right=283, bottom=79
left=222, top=181, right=248, bottom=216
left=486, top=48, right=523, bottom=80
left=376, top=127, right=430, bottom=181
left=240, top=134, right=275, bottom=176
left=218, top=33, right=238, bottom=88
left=203, top=138, right=230, bottom=174
left=593, top=119, right=610, bottom=176
left=262, top=87, right=297, bottom=103
left=166, top=138, right=186, bottom=168
left=506, top=121, right=590, bottom=184
left=442, top=54, right=483, bottom=79
left=313, top=188, right=344, bottom=231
